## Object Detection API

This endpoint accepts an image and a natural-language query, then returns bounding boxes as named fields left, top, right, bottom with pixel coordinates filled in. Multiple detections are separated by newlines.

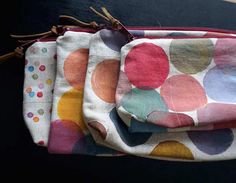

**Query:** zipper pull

left=90, top=7, right=134, bottom=41
left=59, top=15, right=102, bottom=30
left=0, top=26, right=63, bottom=64
left=10, top=26, right=63, bottom=40
left=0, top=46, right=24, bottom=63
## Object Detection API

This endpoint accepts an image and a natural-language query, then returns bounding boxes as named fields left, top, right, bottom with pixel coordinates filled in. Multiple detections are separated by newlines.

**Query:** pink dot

left=214, top=38, right=236, bottom=67
left=39, top=65, right=46, bottom=71
left=198, top=103, right=236, bottom=125
left=48, top=120, right=84, bottom=154
left=147, top=111, right=194, bottom=128
left=29, top=46, right=37, bottom=54
left=38, top=141, right=45, bottom=146
left=124, top=43, right=169, bottom=89
left=38, top=83, right=44, bottom=89
left=37, top=92, right=43, bottom=98
left=116, top=71, right=132, bottom=106
left=160, top=75, right=207, bottom=112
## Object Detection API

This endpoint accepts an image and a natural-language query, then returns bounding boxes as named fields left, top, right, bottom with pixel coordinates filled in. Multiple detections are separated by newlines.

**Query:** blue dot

left=109, top=108, right=152, bottom=147
left=72, top=134, right=118, bottom=155
left=28, top=66, right=34, bottom=72
left=129, top=118, right=167, bottom=133
left=100, top=29, right=128, bottom=52
left=203, top=65, right=236, bottom=102
left=188, top=129, right=234, bottom=155
left=29, top=92, right=35, bottom=97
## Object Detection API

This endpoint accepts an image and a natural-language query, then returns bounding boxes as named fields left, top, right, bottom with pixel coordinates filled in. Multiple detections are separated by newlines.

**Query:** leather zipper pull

left=0, top=47, right=24, bottom=63
left=59, top=15, right=100, bottom=30
left=10, top=26, right=63, bottom=40
left=90, top=7, right=134, bottom=41
left=0, top=26, right=64, bottom=63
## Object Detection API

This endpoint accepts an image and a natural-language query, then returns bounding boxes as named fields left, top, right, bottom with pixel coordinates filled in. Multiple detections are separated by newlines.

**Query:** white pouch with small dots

left=23, top=40, right=56, bottom=146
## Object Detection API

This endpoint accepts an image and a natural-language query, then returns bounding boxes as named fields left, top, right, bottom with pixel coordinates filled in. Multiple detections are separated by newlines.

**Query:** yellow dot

left=57, top=88, right=88, bottom=132
left=46, top=79, right=52, bottom=85
left=150, top=141, right=194, bottom=160
left=33, top=117, right=39, bottom=123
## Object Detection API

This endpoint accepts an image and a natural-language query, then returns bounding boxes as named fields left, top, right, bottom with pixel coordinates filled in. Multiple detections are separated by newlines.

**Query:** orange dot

left=64, top=48, right=89, bottom=90
left=33, top=117, right=39, bottom=122
left=91, top=59, right=120, bottom=103
left=25, top=87, right=32, bottom=93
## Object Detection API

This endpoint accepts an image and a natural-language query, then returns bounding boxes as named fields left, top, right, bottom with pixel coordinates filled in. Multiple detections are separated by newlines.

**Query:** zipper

left=2, top=10, right=236, bottom=63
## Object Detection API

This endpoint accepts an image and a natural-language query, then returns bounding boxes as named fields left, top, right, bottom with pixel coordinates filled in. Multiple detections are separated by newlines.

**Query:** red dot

left=124, top=43, right=169, bottom=89
left=37, top=92, right=43, bottom=98
left=38, top=140, right=44, bottom=146
left=39, top=65, right=46, bottom=71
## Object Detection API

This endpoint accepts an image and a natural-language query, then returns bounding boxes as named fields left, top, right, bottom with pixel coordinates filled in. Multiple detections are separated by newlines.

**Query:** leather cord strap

left=59, top=15, right=99, bottom=29
left=90, top=7, right=134, bottom=41
left=0, top=26, right=62, bottom=63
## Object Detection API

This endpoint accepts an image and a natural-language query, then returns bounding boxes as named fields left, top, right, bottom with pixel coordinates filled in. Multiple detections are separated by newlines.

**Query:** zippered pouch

left=48, top=29, right=119, bottom=155
left=3, top=8, right=236, bottom=161
left=116, top=36, right=236, bottom=133
left=83, top=27, right=236, bottom=161
left=23, top=40, right=56, bottom=146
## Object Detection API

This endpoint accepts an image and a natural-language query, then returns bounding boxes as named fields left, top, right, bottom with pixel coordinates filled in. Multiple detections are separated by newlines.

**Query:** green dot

left=32, top=74, right=38, bottom=80
left=170, top=39, right=214, bottom=74
left=37, top=109, right=44, bottom=115
left=121, top=88, right=168, bottom=121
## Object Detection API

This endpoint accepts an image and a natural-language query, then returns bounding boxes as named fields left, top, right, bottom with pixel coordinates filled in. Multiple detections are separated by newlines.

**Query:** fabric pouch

left=116, top=35, right=236, bottom=133
left=83, top=28, right=236, bottom=161
left=48, top=29, right=118, bottom=155
left=23, top=39, right=56, bottom=146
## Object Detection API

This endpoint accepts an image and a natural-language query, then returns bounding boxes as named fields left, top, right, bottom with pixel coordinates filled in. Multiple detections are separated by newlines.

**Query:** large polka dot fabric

left=82, top=28, right=236, bottom=161
left=23, top=41, right=56, bottom=146
left=48, top=31, right=118, bottom=156
left=117, top=37, right=236, bottom=134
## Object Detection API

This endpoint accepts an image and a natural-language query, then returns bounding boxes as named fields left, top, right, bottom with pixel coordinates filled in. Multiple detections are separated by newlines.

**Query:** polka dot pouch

left=117, top=34, right=236, bottom=133
left=48, top=29, right=119, bottom=155
left=83, top=27, right=236, bottom=161
left=23, top=40, right=57, bottom=146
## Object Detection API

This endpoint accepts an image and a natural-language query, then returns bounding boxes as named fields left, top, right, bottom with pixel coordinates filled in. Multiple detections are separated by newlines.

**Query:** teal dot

left=29, top=92, right=35, bottom=97
left=28, top=66, right=34, bottom=72
left=129, top=118, right=167, bottom=133
left=42, top=48, right=47, bottom=53
left=121, top=88, right=168, bottom=121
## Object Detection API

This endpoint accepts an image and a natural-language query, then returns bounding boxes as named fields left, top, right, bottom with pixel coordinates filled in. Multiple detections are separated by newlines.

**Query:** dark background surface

left=1, top=0, right=236, bottom=182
